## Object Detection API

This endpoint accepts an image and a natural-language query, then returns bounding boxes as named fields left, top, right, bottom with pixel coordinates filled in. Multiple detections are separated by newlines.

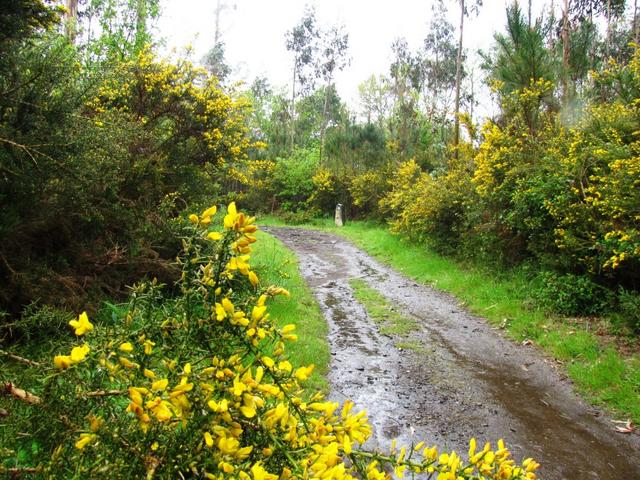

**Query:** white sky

left=157, top=0, right=552, bottom=117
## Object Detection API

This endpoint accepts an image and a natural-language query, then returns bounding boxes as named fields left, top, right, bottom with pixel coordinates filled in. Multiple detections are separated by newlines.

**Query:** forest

left=1, top=0, right=639, bottom=478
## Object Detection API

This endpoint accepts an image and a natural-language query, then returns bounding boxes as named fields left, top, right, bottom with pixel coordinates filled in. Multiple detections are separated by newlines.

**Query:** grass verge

left=252, top=230, right=329, bottom=394
left=260, top=217, right=640, bottom=423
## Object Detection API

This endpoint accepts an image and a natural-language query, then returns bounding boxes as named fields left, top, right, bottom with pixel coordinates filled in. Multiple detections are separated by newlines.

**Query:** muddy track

left=264, top=226, right=640, bottom=480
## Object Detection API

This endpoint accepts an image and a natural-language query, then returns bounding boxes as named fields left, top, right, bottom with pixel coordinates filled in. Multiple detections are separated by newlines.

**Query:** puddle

left=264, top=226, right=640, bottom=479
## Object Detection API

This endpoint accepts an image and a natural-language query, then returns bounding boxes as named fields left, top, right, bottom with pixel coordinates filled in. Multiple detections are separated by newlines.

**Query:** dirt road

left=265, top=226, right=640, bottom=480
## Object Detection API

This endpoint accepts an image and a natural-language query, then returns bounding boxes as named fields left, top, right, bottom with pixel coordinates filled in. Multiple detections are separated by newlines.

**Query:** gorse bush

left=1, top=204, right=539, bottom=480
left=0, top=18, right=254, bottom=315
left=375, top=49, right=640, bottom=316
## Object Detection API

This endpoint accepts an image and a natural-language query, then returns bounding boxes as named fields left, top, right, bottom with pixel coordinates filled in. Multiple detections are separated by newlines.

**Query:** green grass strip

left=348, top=278, right=417, bottom=337
left=252, top=230, right=329, bottom=394
left=259, top=216, right=640, bottom=422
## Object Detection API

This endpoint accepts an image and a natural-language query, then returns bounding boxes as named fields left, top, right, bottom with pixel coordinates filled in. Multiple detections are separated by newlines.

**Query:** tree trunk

left=319, top=84, right=330, bottom=165
left=290, top=62, right=297, bottom=152
left=453, top=0, right=464, bottom=160
left=635, top=0, right=639, bottom=45
left=65, top=0, right=79, bottom=43
left=135, top=0, right=147, bottom=52
left=562, top=0, right=570, bottom=104
left=214, top=0, right=222, bottom=46
left=606, top=0, right=612, bottom=58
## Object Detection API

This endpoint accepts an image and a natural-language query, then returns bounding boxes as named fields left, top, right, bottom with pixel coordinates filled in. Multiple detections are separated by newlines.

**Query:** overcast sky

left=157, top=0, right=552, bottom=117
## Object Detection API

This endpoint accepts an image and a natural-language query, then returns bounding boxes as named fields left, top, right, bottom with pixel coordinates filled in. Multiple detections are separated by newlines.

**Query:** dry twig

left=0, top=349, right=41, bottom=367
left=1, top=382, right=41, bottom=405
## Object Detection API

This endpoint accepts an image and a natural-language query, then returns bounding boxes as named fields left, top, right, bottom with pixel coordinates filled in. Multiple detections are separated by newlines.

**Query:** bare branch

left=1, top=382, right=41, bottom=405
left=83, top=389, right=125, bottom=398
left=0, top=349, right=42, bottom=367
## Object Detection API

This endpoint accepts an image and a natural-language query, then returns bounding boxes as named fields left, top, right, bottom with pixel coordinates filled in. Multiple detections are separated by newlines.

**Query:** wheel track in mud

left=264, top=226, right=640, bottom=480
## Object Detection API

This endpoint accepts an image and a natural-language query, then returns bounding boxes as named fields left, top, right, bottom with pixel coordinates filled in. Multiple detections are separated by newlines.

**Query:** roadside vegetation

left=1, top=0, right=639, bottom=476
left=252, top=231, right=330, bottom=393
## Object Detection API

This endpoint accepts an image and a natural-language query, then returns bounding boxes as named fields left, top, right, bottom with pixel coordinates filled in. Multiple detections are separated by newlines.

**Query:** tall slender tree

left=285, top=7, right=320, bottom=151
left=65, top=0, right=79, bottom=42
left=453, top=0, right=481, bottom=159
left=357, top=75, right=391, bottom=128
left=423, top=0, right=457, bottom=125
left=317, top=24, right=349, bottom=164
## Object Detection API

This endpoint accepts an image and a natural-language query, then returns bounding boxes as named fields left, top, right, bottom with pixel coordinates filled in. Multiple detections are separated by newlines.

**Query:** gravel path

left=265, top=226, right=640, bottom=480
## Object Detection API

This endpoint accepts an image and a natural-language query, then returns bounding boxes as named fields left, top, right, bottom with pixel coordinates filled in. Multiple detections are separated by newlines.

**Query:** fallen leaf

left=612, top=419, right=634, bottom=433
left=522, top=339, right=533, bottom=346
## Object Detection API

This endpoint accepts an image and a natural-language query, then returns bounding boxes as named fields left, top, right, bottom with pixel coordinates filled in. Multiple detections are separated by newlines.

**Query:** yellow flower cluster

left=53, top=312, right=94, bottom=369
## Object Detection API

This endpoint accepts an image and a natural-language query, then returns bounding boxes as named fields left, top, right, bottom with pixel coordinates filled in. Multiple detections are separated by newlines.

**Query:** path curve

left=265, top=226, right=640, bottom=480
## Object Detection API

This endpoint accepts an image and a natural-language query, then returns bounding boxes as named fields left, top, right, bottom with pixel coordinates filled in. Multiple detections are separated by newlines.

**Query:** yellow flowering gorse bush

left=2, top=204, right=539, bottom=479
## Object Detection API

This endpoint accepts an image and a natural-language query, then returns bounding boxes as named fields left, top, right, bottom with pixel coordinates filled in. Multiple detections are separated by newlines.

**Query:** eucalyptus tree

left=422, top=1, right=457, bottom=140
left=357, top=74, right=392, bottom=129
left=203, top=0, right=235, bottom=83
left=203, top=41, right=231, bottom=83
left=453, top=0, right=482, bottom=159
left=285, top=6, right=320, bottom=151
left=65, top=0, right=79, bottom=41
left=388, top=38, right=425, bottom=160
left=65, top=0, right=160, bottom=61
left=316, top=24, right=350, bottom=163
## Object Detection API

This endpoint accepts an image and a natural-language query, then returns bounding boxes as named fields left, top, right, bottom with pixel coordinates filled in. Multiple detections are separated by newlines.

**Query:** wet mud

left=264, top=226, right=640, bottom=480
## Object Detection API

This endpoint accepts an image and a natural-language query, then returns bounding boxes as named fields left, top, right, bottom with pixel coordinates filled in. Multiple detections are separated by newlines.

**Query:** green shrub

left=270, top=147, right=319, bottom=212
left=0, top=304, right=72, bottom=343
left=615, top=288, right=640, bottom=332
left=533, top=272, right=613, bottom=316
left=278, top=209, right=321, bottom=225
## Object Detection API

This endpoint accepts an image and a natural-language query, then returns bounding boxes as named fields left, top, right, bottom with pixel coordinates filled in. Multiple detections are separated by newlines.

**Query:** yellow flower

left=202, top=205, right=217, bottom=219
left=119, top=356, right=138, bottom=369
left=250, top=462, right=278, bottom=480
left=248, top=270, right=259, bottom=287
left=208, top=398, right=229, bottom=412
left=69, top=311, right=93, bottom=336
left=224, top=202, right=238, bottom=229
left=75, top=433, right=97, bottom=450
left=343, top=435, right=352, bottom=454
left=294, top=365, right=314, bottom=381
left=143, top=339, right=155, bottom=355
left=261, top=356, right=275, bottom=369
left=188, top=213, right=199, bottom=224
left=207, top=231, right=223, bottom=241
left=70, top=344, right=90, bottom=362
left=146, top=398, right=174, bottom=422
left=54, top=355, right=72, bottom=369
left=119, top=342, right=134, bottom=353
left=152, top=379, right=169, bottom=391
left=252, top=305, right=266, bottom=322
left=89, top=415, right=103, bottom=432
